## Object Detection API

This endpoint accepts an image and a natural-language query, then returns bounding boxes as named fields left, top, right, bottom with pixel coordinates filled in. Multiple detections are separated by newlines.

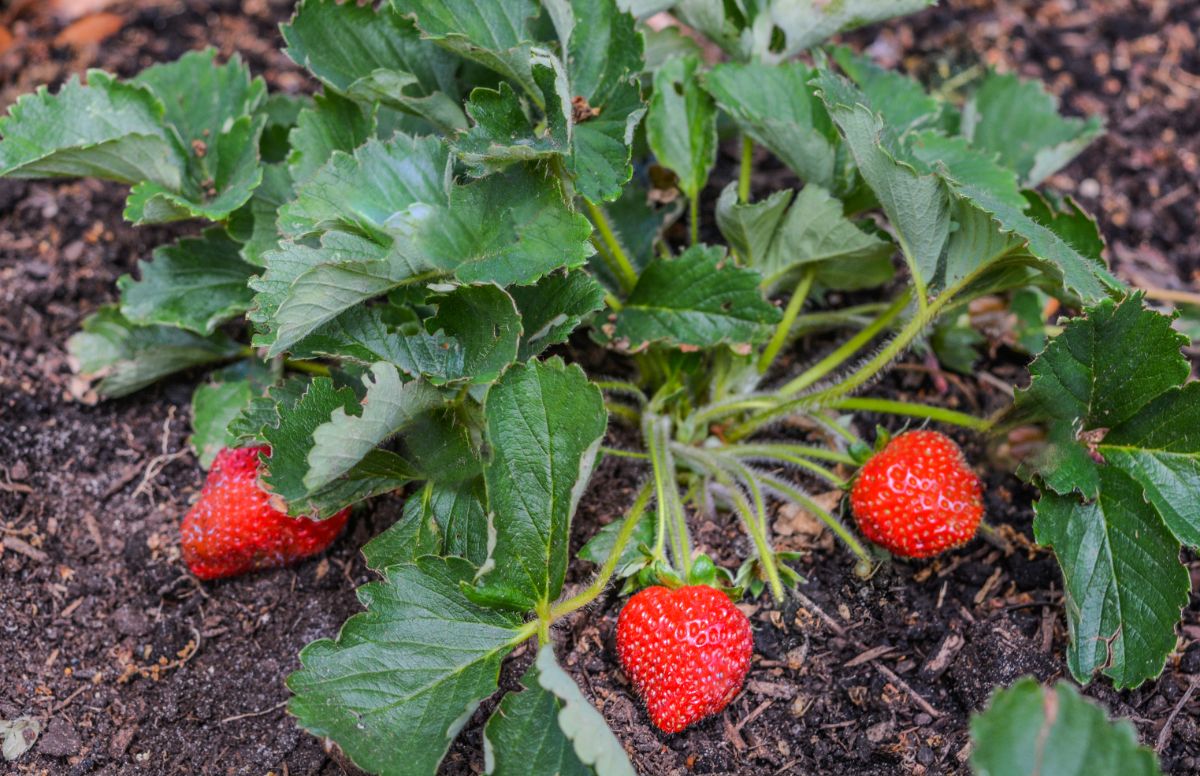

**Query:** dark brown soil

left=1, top=2, right=1197, bottom=775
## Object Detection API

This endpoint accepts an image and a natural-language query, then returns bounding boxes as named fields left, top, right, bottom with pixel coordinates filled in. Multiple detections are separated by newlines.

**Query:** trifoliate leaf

left=614, top=245, right=781, bottom=349
left=304, top=362, right=446, bottom=493
left=0, top=70, right=181, bottom=187
left=970, top=678, right=1163, bottom=776
left=509, top=270, right=606, bottom=360
left=756, top=184, right=894, bottom=294
left=645, top=55, right=717, bottom=202
left=126, top=49, right=267, bottom=223
left=813, top=71, right=950, bottom=291
left=288, top=556, right=526, bottom=776
left=1015, top=296, right=1199, bottom=687
left=963, top=71, right=1104, bottom=187
left=907, top=131, right=1119, bottom=303
left=118, top=227, right=255, bottom=335
left=704, top=61, right=839, bottom=190
left=472, top=359, right=607, bottom=610
left=284, top=0, right=465, bottom=132
left=397, top=0, right=541, bottom=100
left=67, top=306, right=242, bottom=398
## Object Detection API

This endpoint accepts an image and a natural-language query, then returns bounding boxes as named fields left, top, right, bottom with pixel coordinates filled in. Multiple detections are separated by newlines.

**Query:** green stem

left=790, top=303, right=893, bottom=335
left=551, top=482, right=655, bottom=620
left=754, top=470, right=873, bottom=565
left=721, top=443, right=857, bottom=466
left=606, top=401, right=642, bottom=425
left=778, top=289, right=912, bottom=395
left=828, top=397, right=992, bottom=431
left=594, top=380, right=648, bottom=404
left=585, top=199, right=639, bottom=294
left=285, top=359, right=331, bottom=376
left=604, top=290, right=624, bottom=312
left=689, top=193, right=700, bottom=246
left=600, top=446, right=651, bottom=461
left=672, top=446, right=784, bottom=601
left=647, top=415, right=691, bottom=574
left=726, top=284, right=960, bottom=442
left=758, top=269, right=816, bottom=375
left=535, top=600, right=552, bottom=646
left=738, top=135, right=753, bottom=203
left=723, top=448, right=847, bottom=488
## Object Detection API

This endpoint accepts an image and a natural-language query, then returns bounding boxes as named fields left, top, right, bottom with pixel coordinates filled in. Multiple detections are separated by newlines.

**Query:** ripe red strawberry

left=181, top=446, right=348, bottom=580
left=616, top=584, right=753, bottom=733
left=850, top=430, right=983, bottom=558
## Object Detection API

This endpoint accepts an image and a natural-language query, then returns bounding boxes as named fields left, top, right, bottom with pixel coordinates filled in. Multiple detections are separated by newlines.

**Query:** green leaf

left=368, top=477, right=490, bottom=567
left=397, top=0, right=540, bottom=99
left=1015, top=297, right=1199, bottom=687
left=755, top=184, right=894, bottom=295
left=284, top=0, right=465, bottom=132
left=830, top=46, right=942, bottom=135
left=485, top=646, right=635, bottom=776
left=189, top=361, right=276, bottom=468
left=118, top=227, right=255, bottom=335
left=127, top=49, right=267, bottom=223
left=645, top=55, right=716, bottom=202
left=264, top=137, right=591, bottom=354
left=192, top=380, right=254, bottom=469
left=964, top=71, right=1104, bottom=187
left=287, top=91, right=375, bottom=186
left=288, top=556, right=525, bottom=776
left=907, top=131, right=1119, bottom=303
left=484, top=658, right=591, bottom=776
left=578, top=509, right=653, bottom=570
left=0, top=71, right=182, bottom=187
left=227, top=376, right=310, bottom=446
left=260, top=376, right=359, bottom=503
left=362, top=486, right=445, bottom=570
left=813, top=71, right=950, bottom=290
left=675, top=0, right=933, bottom=62
left=228, top=163, right=295, bottom=267
left=614, top=245, right=781, bottom=349
left=250, top=230, right=400, bottom=355
left=751, top=0, right=935, bottom=61
left=304, top=362, right=446, bottom=493
left=473, top=359, right=607, bottom=610
left=704, top=61, right=838, bottom=190
left=259, top=93, right=308, bottom=163
left=280, top=133, right=449, bottom=240
left=1034, top=474, right=1188, bottom=689
left=969, top=678, right=1162, bottom=776
left=67, top=306, right=241, bottom=398
left=715, top=184, right=792, bottom=267
left=419, top=284, right=523, bottom=384
left=509, top=271, right=606, bottom=360
left=530, top=646, right=635, bottom=776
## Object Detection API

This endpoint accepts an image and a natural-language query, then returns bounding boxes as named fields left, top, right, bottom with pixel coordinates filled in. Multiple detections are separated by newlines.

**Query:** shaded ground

left=1, top=1, right=1197, bottom=774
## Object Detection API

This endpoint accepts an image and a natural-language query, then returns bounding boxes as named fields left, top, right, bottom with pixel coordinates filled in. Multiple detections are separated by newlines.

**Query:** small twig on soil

left=220, top=700, right=288, bottom=725
left=1155, top=676, right=1198, bottom=753
left=794, top=590, right=944, bottom=718
left=50, top=685, right=91, bottom=713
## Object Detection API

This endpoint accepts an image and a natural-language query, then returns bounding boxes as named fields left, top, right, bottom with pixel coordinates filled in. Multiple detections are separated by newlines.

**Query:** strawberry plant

left=0, top=0, right=1190, bottom=772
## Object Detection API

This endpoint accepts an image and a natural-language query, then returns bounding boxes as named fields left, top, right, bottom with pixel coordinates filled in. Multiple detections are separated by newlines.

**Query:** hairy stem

left=755, top=470, right=873, bottom=565
left=758, top=269, right=816, bottom=375
left=828, top=397, right=992, bottom=431
left=778, top=289, right=912, bottom=395
left=551, top=482, right=655, bottom=620
left=285, top=359, right=331, bottom=376
left=585, top=199, right=639, bottom=294
left=689, top=193, right=701, bottom=246
left=738, top=135, right=754, bottom=203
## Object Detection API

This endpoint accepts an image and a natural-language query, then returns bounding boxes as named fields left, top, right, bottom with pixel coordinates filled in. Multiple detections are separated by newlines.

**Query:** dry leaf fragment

left=54, top=12, right=125, bottom=47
